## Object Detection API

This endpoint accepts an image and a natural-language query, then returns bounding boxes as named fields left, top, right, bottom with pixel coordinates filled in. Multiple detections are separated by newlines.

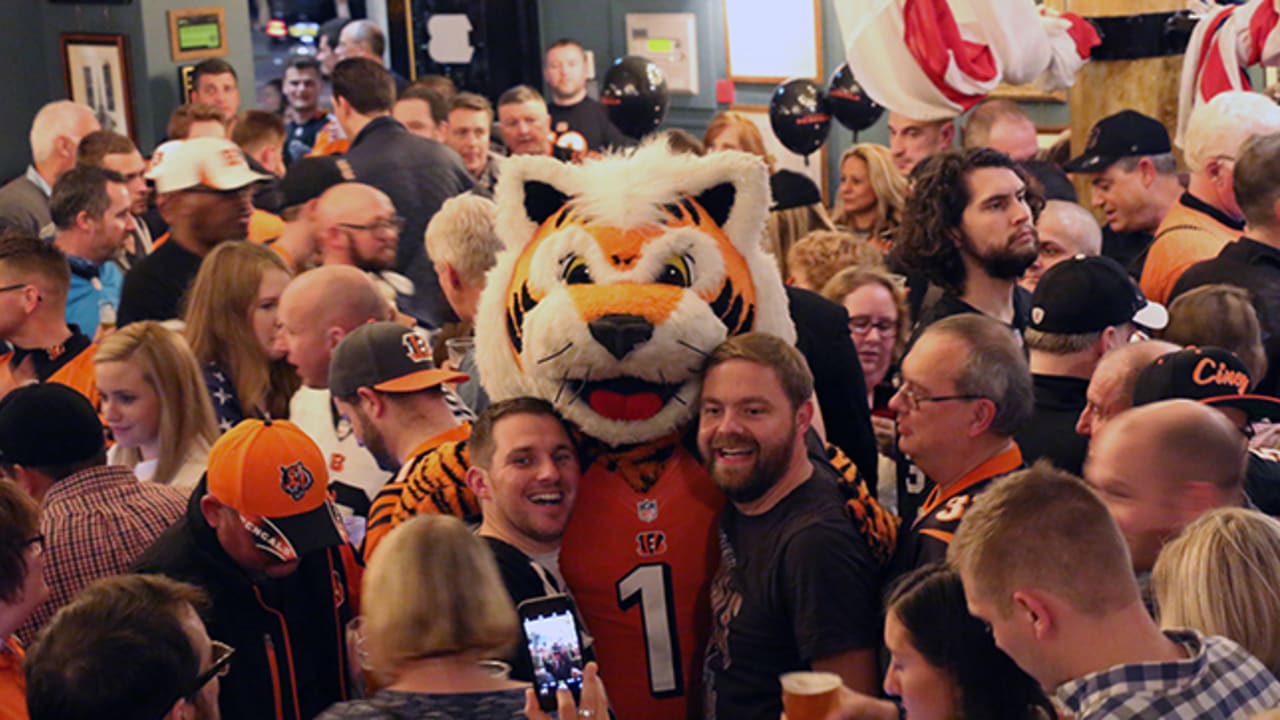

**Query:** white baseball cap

left=146, top=137, right=270, bottom=194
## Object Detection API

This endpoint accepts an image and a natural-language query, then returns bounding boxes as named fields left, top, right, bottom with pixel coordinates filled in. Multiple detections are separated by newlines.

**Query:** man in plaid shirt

left=951, top=462, right=1280, bottom=719
left=0, top=384, right=185, bottom=645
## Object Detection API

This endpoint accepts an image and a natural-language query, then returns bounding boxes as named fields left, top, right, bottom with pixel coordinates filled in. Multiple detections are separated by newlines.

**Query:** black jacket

left=787, top=286, right=879, bottom=488
left=1171, top=237, right=1280, bottom=397
left=132, top=481, right=359, bottom=720
left=344, top=116, right=474, bottom=328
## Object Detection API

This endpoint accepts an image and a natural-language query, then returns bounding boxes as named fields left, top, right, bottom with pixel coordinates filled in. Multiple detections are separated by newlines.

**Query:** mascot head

left=475, top=141, right=795, bottom=447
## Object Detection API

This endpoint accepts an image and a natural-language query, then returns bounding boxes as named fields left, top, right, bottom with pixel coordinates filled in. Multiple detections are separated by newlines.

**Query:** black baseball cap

left=1133, top=346, right=1280, bottom=421
left=1029, top=255, right=1167, bottom=334
left=770, top=170, right=822, bottom=211
left=279, top=156, right=355, bottom=210
left=329, top=321, right=469, bottom=398
left=0, top=384, right=104, bottom=466
left=1062, top=110, right=1171, bottom=174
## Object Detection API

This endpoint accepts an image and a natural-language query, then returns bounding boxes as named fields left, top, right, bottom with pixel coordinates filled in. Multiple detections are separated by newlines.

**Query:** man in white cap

left=117, top=137, right=269, bottom=325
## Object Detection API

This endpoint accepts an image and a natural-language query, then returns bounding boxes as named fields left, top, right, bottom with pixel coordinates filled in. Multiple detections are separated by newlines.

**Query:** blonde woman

left=1153, top=508, right=1280, bottom=677
left=184, top=242, right=298, bottom=429
left=96, top=321, right=218, bottom=491
left=320, top=515, right=526, bottom=718
left=832, top=144, right=908, bottom=249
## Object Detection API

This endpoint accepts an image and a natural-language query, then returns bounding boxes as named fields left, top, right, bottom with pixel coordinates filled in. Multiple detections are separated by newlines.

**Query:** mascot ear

left=525, top=181, right=571, bottom=227
left=494, top=155, right=580, bottom=252
left=692, top=182, right=735, bottom=229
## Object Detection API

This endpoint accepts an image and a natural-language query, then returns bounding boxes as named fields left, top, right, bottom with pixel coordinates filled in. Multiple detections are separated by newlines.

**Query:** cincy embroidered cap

left=0, top=384, right=104, bottom=466
left=146, top=137, right=271, bottom=194
left=1063, top=110, right=1172, bottom=174
left=206, top=418, right=346, bottom=562
left=1132, top=346, right=1280, bottom=421
left=1029, top=255, right=1168, bottom=334
left=329, top=321, right=469, bottom=398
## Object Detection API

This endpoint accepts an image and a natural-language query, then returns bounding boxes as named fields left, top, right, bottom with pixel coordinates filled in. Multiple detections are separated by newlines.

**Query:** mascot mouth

left=566, top=376, right=683, bottom=422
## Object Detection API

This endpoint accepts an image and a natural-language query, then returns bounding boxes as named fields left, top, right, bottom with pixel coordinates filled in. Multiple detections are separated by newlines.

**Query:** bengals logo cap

left=328, top=321, right=469, bottom=398
left=206, top=418, right=346, bottom=562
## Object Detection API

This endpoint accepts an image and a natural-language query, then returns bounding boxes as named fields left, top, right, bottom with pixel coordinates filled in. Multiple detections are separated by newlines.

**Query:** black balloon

left=827, top=63, right=883, bottom=132
left=601, top=56, right=670, bottom=139
left=769, top=78, right=831, bottom=156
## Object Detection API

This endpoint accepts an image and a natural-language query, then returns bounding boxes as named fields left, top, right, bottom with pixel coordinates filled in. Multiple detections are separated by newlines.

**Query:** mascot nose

left=589, top=314, right=654, bottom=360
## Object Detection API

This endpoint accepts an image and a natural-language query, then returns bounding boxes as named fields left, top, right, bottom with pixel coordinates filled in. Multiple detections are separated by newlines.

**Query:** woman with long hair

left=96, top=321, right=218, bottom=490
left=832, top=144, right=908, bottom=248
left=831, top=564, right=1055, bottom=720
left=184, top=242, right=298, bottom=428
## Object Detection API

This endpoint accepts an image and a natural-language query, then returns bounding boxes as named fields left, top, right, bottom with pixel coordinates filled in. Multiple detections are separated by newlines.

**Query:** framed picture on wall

left=724, top=0, right=822, bottom=82
left=731, top=105, right=829, bottom=202
left=60, top=33, right=135, bottom=141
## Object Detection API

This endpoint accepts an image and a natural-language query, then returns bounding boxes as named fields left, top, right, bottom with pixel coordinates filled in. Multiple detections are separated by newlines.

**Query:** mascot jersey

left=473, top=142, right=895, bottom=718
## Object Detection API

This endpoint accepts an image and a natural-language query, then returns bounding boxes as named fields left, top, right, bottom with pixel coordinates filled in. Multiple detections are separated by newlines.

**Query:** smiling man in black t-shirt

left=697, top=333, right=880, bottom=720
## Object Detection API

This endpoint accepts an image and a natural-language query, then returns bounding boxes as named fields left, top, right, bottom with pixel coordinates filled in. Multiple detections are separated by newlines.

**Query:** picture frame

left=60, top=33, right=136, bottom=141
left=724, top=0, right=822, bottom=83
left=167, top=6, right=228, bottom=62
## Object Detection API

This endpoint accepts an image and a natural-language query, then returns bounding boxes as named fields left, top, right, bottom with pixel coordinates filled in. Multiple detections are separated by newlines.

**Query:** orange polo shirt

left=0, top=636, right=28, bottom=720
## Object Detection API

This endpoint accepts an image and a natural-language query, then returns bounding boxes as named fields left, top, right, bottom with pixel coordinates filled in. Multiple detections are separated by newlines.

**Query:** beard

left=352, top=405, right=398, bottom=472
left=961, top=229, right=1038, bottom=280
left=705, top=424, right=797, bottom=504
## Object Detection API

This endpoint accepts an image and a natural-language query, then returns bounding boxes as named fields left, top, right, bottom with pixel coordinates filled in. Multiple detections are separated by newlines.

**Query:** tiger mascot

left=474, top=141, right=895, bottom=719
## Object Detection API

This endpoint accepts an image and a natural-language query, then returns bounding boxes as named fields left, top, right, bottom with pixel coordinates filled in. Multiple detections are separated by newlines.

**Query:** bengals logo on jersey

left=402, top=332, right=432, bottom=363
left=473, top=140, right=797, bottom=449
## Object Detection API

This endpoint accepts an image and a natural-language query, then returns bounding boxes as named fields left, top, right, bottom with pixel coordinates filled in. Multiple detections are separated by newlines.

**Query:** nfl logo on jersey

left=637, top=499, right=658, bottom=523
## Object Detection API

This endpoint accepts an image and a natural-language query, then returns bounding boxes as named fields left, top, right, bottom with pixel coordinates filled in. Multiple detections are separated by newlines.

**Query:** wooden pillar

left=1065, top=0, right=1186, bottom=204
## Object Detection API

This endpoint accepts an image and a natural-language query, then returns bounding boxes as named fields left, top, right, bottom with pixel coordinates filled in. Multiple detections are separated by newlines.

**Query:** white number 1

left=616, top=563, right=683, bottom=697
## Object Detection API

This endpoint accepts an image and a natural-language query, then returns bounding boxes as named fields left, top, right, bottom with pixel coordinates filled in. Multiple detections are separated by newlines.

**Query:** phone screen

left=522, top=598, right=585, bottom=710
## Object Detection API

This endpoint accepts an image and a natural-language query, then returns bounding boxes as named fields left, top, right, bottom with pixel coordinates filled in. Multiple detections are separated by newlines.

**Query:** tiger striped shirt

left=361, top=424, right=475, bottom=562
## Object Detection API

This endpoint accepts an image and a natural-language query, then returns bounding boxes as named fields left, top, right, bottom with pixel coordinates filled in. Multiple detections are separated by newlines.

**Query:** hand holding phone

left=519, top=594, right=586, bottom=712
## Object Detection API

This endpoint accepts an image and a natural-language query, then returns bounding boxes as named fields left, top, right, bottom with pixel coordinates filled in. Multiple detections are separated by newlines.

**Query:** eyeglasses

left=190, top=640, right=235, bottom=694
left=0, top=283, right=29, bottom=294
left=20, top=534, right=43, bottom=556
left=894, top=385, right=986, bottom=412
left=338, top=216, right=404, bottom=234
left=849, top=315, right=898, bottom=337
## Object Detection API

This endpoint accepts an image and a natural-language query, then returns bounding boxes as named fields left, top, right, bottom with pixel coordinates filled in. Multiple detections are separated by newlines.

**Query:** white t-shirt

left=108, top=442, right=208, bottom=493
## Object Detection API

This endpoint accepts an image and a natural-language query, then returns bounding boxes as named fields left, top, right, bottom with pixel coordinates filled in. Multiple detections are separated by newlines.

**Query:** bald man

left=1076, top=340, right=1181, bottom=438
left=316, top=182, right=399, bottom=271
left=0, top=101, right=99, bottom=234
left=278, top=265, right=393, bottom=535
left=962, top=98, right=1039, bottom=162
left=1020, top=200, right=1104, bottom=292
left=1084, top=399, right=1248, bottom=574
left=887, top=111, right=954, bottom=175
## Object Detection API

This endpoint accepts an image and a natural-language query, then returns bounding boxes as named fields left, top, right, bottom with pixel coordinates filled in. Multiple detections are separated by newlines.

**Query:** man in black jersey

left=543, top=39, right=631, bottom=153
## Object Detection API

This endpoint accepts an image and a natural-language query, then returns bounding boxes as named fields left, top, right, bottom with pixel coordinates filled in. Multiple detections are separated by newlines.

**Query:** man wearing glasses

left=133, top=419, right=359, bottom=720
left=26, top=574, right=227, bottom=720
left=884, top=313, right=1033, bottom=581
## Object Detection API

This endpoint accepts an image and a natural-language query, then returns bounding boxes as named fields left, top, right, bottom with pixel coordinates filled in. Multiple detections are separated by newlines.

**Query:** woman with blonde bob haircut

left=184, top=242, right=298, bottom=426
left=96, top=321, right=218, bottom=490
left=320, top=514, right=528, bottom=718
left=832, top=143, right=908, bottom=246
left=1153, top=507, right=1280, bottom=676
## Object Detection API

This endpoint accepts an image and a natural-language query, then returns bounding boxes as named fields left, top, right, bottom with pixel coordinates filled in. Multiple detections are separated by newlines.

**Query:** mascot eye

left=656, top=254, right=693, bottom=287
left=562, top=255, right=593, bottom=284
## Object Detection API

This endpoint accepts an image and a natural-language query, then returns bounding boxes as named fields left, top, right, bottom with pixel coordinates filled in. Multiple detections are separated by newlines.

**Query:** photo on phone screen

left=519, top=595, right=585, bottom=711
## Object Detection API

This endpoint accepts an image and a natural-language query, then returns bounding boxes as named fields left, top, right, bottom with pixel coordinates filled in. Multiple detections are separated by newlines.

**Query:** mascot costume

left=474, top=140, right=895, bottom=719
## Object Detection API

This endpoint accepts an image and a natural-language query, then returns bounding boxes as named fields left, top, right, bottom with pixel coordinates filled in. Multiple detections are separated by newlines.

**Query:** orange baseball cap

left=207, top=418, right=346, bottom=562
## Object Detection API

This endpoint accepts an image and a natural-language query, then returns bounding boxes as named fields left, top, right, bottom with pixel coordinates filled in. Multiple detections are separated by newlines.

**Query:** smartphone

left=518, top=594, right=585, bottom=712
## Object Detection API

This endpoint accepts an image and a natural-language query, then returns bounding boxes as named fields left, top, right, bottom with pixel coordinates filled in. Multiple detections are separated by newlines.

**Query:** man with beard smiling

left=328, top=321, right=473, bottom=562
left=697, top=332, right=880, bottom=720
left=894, top=147, right=1042, bottom=352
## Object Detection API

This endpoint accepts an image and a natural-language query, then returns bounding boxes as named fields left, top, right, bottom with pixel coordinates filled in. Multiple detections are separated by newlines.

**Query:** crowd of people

left=2, top=12, right=1280, bottom=720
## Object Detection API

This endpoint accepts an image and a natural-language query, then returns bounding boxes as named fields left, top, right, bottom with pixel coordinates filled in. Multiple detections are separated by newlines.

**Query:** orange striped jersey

left=361, top=424, right=475, bottom=562
left=0, top=341, right=100, bottom=409
left=561, top=445, right=724, bottom=720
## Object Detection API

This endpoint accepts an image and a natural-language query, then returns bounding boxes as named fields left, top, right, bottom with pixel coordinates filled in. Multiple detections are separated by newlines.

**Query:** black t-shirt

left=483, top=536, right=594, bottom=683
left=1102, top=224, right=1155, bottom=280
left=117, top=239, right=204, bottom=326
left=549, top=98, right=633, bottom=152
left=1247, top=449, right=1280, bottom=516
left=1015, top=374, right=1089, bottom=476
left=705, top=468, right=879, bottom=720
left=285, top=113, right=330, bottom=166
